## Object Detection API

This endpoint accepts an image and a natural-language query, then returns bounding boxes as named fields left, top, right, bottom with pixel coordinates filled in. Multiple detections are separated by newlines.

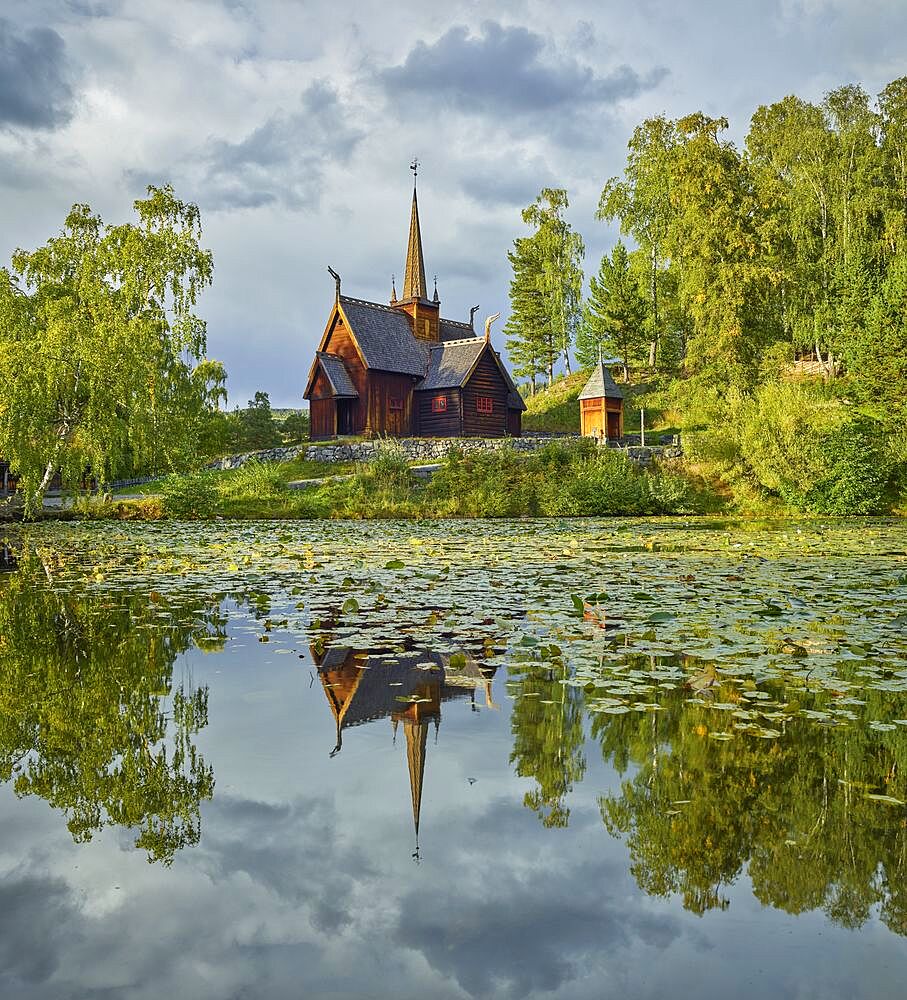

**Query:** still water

left=1, top=518, right=906, bottom=999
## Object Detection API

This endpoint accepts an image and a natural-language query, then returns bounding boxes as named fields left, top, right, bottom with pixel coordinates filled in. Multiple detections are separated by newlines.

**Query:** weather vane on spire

left=410, top=157, right=419, bottom=187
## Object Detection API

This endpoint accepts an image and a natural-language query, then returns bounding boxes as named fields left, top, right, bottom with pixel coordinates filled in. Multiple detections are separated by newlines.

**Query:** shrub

left=540, top=449, right=648, bottom=516
left=160, top=471, right=219, bottom=519
left=368, top=440, right=412, bottom=490
left=218, top=460, right=287, bottom=501
left=685, top=382, right=893, bottom=514
left=645, top=466, right=700, bottom=514
left=801, top=418, right=891, bottom=514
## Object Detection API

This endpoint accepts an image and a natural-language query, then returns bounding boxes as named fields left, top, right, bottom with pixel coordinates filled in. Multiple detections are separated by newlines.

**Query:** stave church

left=303, top=171, right=525, bottom=439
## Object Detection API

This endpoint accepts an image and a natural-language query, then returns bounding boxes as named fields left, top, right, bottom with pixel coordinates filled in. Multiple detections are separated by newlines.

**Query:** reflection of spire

left=405, top=717, right=429, bottom=862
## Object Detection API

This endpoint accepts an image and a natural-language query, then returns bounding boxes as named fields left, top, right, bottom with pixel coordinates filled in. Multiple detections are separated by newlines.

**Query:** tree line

left=505, top=75, right=907, bottom=415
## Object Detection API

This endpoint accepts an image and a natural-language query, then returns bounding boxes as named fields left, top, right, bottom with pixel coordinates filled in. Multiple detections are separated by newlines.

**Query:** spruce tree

left=576, top=241, right=648, bottom=380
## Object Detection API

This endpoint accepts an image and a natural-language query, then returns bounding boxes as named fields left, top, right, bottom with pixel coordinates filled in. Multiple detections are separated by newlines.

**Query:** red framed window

left=476, top=396, right=493, bottom=414
left=389, top=397, right=404, bottom=411
left=432, top=396, right=447, bottom=413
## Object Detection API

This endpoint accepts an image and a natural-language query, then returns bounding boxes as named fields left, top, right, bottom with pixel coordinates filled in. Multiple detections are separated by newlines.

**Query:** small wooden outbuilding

left=578, top=362, right=624, bottom=440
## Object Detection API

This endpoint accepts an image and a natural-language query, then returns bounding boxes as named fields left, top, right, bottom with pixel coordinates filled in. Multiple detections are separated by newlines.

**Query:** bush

left=218, top=460, right=287, bottom=501
left=645, top=466, right=700, bottom=514
left=160, top=471, right=219, bottom=519
left=539, top=449, right=647, bottom=516
left=684, top=382, right=893, bottom=514
left=801, top=419, right=891, bottom=514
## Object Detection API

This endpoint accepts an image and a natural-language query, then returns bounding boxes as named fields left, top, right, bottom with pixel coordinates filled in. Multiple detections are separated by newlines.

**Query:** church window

left=476, top=396, right=493, bottom=414
left=432, top=396, right=447, bottom=413
left=389, top=397, right=404, bottom=411
left=423, top=319, right=430, bottom=337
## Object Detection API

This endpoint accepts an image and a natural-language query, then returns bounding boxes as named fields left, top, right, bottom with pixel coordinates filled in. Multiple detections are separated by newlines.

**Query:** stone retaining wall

left=209, top=435, right=683, bottom=471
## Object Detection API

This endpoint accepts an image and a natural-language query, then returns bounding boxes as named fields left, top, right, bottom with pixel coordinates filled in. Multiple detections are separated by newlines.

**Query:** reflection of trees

left=509, top=649, right=586, bottom=828
left=0, top=550, right=220, bottom=864
left=591, top=654, right=907, bottom=934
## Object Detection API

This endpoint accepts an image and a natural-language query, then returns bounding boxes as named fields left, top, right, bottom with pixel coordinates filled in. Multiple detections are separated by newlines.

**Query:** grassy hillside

left=521, top=370, right=681, bottom=436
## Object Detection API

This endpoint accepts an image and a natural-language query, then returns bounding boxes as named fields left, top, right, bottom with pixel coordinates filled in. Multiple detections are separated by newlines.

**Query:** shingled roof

left=315, top=352, right=358, bottom=397
left=339, top=296, right=428, bottom=376
left=578, top=362, right=625, bottom=400
left=418, top=339, right=486, bottom=391
left=439, top=318, right=476, bottom=342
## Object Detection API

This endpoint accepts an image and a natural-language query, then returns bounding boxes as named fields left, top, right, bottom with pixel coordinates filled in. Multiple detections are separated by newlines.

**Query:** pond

left=1, top=517, right=906, bottom=999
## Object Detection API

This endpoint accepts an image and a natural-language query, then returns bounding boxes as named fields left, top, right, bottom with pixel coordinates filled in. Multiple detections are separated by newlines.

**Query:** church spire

left=402, top=159, right=427, bottom=301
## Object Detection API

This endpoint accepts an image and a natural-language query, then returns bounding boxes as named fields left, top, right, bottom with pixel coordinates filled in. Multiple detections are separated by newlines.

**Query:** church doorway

left=607, top=411, right=621, bottom=440
left=337, top=400, right=356, bottom=436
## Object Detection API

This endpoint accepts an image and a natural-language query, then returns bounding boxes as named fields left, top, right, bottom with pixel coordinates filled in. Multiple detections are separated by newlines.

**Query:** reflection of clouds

left=0, top=875, right=79, bottom=984
left=1, top=777, right=906, bottom=999
left=199, top=794, right=375, bottom=932
left=394, top=846, right=686, bottom=998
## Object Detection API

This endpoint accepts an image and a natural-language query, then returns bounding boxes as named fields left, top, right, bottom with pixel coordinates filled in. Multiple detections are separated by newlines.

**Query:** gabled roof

left=339, top=296, right=429, bottom=376
left=579, top=362, right=625, bottom=400
left=415, top=339, right=527, bottom=412
left=439, top=318, right=476, bottom=342
left=418, top=338, right=486, bottom=391
left=315, top=352, right=358, bottom=397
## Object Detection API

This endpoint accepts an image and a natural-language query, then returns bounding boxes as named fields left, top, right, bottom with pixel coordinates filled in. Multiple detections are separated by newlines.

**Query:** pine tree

left=576, top=242, right=649, bottom=380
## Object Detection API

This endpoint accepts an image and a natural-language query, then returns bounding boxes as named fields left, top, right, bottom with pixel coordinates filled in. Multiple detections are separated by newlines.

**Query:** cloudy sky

left=1, top=0, right=905, bottom=406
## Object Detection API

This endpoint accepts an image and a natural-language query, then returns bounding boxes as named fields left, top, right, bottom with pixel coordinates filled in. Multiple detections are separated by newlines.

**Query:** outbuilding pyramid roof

left=578, top=362, right=624, bottom=400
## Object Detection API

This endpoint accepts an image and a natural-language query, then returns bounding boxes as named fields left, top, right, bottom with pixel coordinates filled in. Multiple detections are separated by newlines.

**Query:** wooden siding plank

left=461, top=351, right=509, bottom=437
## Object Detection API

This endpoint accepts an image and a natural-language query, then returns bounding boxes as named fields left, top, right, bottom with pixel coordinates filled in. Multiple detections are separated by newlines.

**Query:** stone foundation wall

left=209, top=435, right=682, bottom=471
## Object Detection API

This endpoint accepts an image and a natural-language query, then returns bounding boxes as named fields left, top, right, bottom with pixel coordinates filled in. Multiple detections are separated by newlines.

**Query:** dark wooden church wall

left=308, top=368, right=336, bottom=439
left=323, top=317, right=368, bottom=432
left=414, top=389, right=462, bottom=437
left=366, top=372, right=416, bottom=436
left=462, top=351, right=509, bottom=437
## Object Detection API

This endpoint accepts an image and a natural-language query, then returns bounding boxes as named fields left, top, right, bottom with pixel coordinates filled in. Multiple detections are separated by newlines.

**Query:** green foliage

left=599, top=76, right=907, bottom=395
left=685, top=383, right=892, bottom=513
left=160, top=470, right=219, bottom=519
left=280, top=410, right=310, bottom=443
left=0, top=186, right=219, bottom=511
left=577, top=241, right=649, bottom=377
left=217, top=460, right=288, bottom=501
left=505, top=188, right=585, bottom=388
left=0, top=550, right=217, bottom=863
left=231, top=391, right=281, bottom=451
left=841, top=252, right=907, bottom=417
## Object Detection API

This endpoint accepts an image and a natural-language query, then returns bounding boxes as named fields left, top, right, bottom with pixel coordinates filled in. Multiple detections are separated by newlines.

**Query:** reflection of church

left=314, top=645, right=496, bottom=859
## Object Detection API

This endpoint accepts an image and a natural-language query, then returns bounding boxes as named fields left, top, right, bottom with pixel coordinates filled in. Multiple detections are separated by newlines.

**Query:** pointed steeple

left=402, top=162, right=427, bottom=301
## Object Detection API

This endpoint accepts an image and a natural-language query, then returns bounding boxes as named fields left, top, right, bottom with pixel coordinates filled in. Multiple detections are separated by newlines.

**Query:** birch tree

left=0, top=185, right=215, bottom=510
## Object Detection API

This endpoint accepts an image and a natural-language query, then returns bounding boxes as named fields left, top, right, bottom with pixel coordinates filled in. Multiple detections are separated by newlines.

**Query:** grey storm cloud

left=381, top=20, right=667, bottom=115
left=0, top=19, right=75, bottom=130
left=183, top=80, right=363, bottom=212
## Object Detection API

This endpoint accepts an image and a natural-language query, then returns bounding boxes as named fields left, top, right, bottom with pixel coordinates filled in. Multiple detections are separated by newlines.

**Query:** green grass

left=521, top=368, right=684, bottom=436
left=86, top=441, right=717, bottom=521
left=110, top=456, right=358, bottom=497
